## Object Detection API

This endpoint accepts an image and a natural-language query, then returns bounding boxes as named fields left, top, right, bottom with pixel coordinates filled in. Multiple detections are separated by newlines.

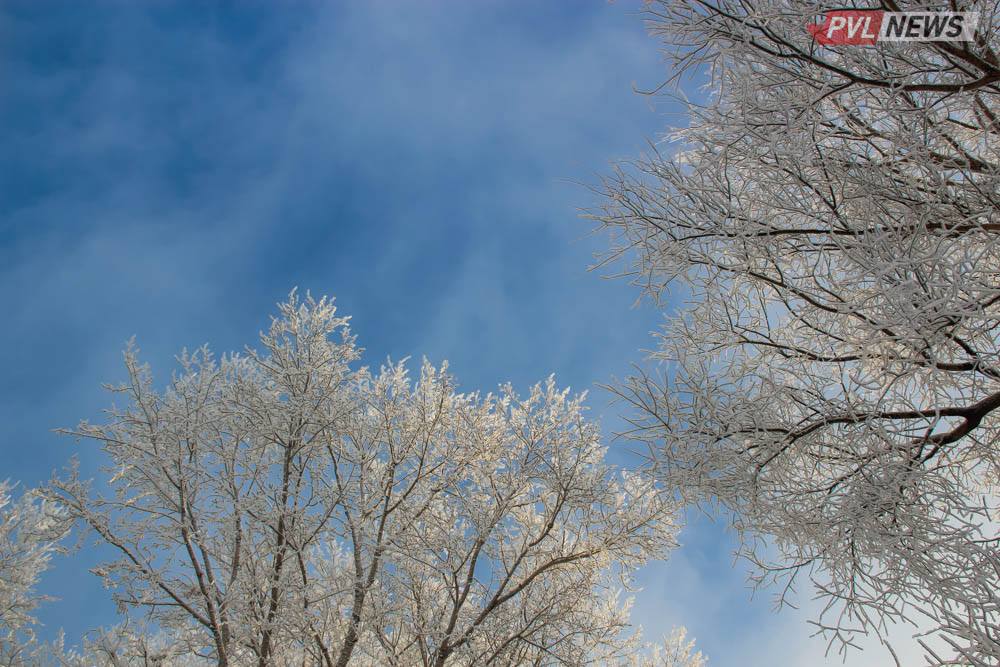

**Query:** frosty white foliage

left=593, top=1, right=999, bottom=664
left=45, top=623, right=210, bottom=667
left=50, top=292, right=679, bottom=666
left=636, top=627, right=706, bottom=667
left=0, top=481, right=70, bottom=665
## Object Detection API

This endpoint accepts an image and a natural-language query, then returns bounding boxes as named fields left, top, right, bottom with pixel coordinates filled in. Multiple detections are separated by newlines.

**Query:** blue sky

left=1, top=2, right=911, bottom=664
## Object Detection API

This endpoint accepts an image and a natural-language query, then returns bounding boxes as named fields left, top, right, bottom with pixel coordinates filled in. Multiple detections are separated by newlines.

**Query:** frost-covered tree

left=635, top=627, right=706, bottom=667
left=0, top=481, right=70, bottom=665
left=50, top=292, right=679, bottom=666
left=593, top=1, right=999, bottom=664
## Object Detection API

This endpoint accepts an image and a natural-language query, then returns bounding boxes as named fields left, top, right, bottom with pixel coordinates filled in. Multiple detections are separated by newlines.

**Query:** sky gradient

left=2, top=2, right=917, bottom=664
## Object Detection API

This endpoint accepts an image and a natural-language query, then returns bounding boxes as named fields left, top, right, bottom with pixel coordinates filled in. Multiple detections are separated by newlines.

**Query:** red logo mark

left=807, top=10, right=883, bottom=45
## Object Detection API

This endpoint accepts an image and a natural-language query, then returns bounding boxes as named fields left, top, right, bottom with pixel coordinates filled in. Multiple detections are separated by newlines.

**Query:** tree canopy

left=594, top=1, right=999, bottom=664
left=46, top=293, right=679, bottom=666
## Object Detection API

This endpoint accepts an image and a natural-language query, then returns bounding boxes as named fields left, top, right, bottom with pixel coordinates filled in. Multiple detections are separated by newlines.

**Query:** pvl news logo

left=807, top=10, right=979, bottom=45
